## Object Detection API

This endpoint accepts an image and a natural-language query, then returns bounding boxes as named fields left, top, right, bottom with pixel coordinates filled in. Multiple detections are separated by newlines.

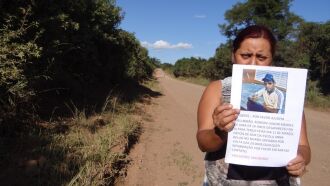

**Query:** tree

left=173, top=57, right=207, bottom=77
left=219, top=0, right=302, bottom=41
left=149, top=57, right=161, bottom=68
left=212, top=43, right=233, bottom=79
left=0, top=5, right=42, bottom=125
left=0, top=0, right=157, bottom=124
left=297, top=21, right=330, bottom=94
left=219, top=0, right=305, bottom=67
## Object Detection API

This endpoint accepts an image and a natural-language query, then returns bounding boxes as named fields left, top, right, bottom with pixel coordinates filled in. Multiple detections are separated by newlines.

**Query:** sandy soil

left=118, top=69, right=330, bottom=186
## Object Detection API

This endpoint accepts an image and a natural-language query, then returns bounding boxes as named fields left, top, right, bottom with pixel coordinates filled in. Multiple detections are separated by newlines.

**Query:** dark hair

left=233, top=25, right=277, bottom=56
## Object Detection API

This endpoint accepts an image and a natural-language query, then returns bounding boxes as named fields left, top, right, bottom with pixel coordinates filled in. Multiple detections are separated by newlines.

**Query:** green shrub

left=0, top=9, right=42, bottom=126
left=306, top=80, right=330, bottom=109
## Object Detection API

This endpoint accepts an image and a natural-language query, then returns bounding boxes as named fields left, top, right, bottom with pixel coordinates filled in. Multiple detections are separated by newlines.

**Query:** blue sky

left=116, top=0, right=330, bottom=64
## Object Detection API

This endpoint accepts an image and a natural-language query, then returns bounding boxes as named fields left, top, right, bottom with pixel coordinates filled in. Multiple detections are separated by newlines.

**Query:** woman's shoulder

left=205, top=77, right=231, bottom=93
left=203, top=76, right=232, bottom=98
left=207, top=76, right=231, bottom=87
left=221, top=76, right=232, bottom=85
left=208, top=80, right=221, bottom=87
left=200, top=80, right=221, bottom=101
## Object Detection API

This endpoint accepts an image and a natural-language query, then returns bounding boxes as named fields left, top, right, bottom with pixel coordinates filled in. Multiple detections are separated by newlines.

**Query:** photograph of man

left=247, top=73, right=285, bottom=113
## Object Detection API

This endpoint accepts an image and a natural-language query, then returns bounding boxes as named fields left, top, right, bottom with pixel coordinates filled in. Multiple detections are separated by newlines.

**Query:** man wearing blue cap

left=248, top=73, right=284, bottom=113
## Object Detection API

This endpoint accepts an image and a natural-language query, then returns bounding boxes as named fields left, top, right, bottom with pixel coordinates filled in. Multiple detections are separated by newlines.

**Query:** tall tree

left=0, top=0, right=156, bottom=124
left=212, top=43, right=233, bottom=79
left=219, top=0, right=302, bottom=41
left=297, top=21, right=330, bottom=94
left=217, top=0, right=304, bottom=68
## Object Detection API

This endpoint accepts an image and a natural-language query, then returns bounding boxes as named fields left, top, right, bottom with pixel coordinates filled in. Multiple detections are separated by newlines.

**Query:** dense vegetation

left=0, top=0, right=158, bottom=129
left=171, top=0, right=329, bottom=101
left=0, top=0, right=159, bottom=184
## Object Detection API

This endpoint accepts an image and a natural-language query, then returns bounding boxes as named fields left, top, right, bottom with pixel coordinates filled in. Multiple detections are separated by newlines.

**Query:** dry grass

left=305, top=80, right=330, bottom=111
left=47, top=100, right=141, bottom=185
left=0, top=96, right=143, bottom=185
left=0, top=76, right=165, bottom=185
left=177, top=76, right=210, bottom=86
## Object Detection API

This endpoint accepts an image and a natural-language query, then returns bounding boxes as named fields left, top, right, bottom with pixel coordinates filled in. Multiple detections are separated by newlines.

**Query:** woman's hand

left=286, top=153, right=307, bottom=177
left=212, top=103, right=240, bottom=132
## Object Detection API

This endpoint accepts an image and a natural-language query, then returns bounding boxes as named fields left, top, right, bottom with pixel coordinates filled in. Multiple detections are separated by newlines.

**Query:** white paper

left=225, top=64, right=307, bottom=167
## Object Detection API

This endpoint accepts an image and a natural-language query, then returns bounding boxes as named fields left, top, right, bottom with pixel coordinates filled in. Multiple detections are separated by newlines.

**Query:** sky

left=116, top=0, right=330, bottom=64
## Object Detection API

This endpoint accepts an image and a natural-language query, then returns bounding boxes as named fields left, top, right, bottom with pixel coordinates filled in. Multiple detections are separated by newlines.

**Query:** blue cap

left=262, top=73, right=275, bottom=82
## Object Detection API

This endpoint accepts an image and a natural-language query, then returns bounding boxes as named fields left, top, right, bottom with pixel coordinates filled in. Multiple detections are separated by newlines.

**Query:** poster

left=225, top=64, right=307, bottom=167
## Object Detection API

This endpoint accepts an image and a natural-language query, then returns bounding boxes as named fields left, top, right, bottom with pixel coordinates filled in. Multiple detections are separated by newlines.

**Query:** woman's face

left=233, top=38, right=272, bottom=66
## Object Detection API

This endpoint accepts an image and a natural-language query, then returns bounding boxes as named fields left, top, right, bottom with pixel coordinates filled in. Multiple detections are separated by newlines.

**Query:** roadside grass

left=305, top=94, right=330, bottom=110
left=142, top=78, right=161, bottom=92
left=159, top=69, right=210, bottom=87
left=12, top=98, right=142, bottom=185
left=176, top=76, right=210, bottom=87
left=305, top=80, right=330, bottom=111
left=0, top=80, right=162, bottom=185
left=62, top=111, right=141, bottom=186
left=162, top=68, right=174, bottom=77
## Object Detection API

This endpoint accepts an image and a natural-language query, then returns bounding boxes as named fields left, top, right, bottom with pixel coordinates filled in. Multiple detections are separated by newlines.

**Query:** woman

left=197, top=25, right=311, bottom=185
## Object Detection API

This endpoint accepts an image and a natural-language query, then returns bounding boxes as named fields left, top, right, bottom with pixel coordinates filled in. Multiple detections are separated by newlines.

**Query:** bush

left=0, top=9, right=42, bottom=129
left=305, top=80, right=330, bottom=109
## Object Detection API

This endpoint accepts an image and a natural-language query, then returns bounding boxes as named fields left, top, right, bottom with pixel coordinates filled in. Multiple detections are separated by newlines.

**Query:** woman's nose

left=250, top=56, right=256, bottom=65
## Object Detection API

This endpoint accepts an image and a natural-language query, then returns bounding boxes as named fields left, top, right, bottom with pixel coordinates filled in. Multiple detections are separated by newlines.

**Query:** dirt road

left=119, top=69, right=330, bottom=186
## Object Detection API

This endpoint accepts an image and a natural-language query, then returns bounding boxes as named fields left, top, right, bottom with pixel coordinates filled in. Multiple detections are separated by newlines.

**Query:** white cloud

left=153, top=40, right=171, bottom=49
left=142, top=40, right=193, bottom=49
left=141, top=41, right=152, bottom=48
left=194, top=14, right=206, bottom=19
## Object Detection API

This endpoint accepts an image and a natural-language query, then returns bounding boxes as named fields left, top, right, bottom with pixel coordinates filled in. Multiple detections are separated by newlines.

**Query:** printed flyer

left=225, top=64, right=307, bottom=167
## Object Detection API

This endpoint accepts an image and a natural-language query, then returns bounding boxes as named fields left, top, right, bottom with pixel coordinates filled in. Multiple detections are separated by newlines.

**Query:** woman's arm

left=196, top=80, right=239, bottom=152
left=298, top=112, right=311, bottom=164
left=286, top=111, right=311, bottom=176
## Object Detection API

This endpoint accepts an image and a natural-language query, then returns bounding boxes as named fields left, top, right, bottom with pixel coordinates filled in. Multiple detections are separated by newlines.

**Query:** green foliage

left=306, top=80, right=330, bottom=108
left=161, top=63, right=174, bottom=69
left=215, top=0, right=329, bottom=96
left=199, top=58, right=217, bottom=80
left=1, top=1, right=157, bottom=184
left=218, top=0, right=306, bottom=69
left=0, top=0, right=156, bottom=131
left=119, top=30, right=155, bottom=80
left=149, top=57, right=161, bottom=68
left=0, top=7, right=42, bottom=124
left=297, top=21, right=330, bottom=94
left=170, top=44, right=231, bottom=81
left=211, top=43, right=233, bottom=79
left=173, top=57, right=207, bottom=78
left=219, top=0, right=302, bottom=41
left=158, top=63, right=175, bottom=77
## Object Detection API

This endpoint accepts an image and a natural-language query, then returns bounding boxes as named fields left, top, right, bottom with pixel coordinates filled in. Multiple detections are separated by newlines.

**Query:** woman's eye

left=241, top=54, right=250, bottom=59
left=257, top=56, right=267, bottom=61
